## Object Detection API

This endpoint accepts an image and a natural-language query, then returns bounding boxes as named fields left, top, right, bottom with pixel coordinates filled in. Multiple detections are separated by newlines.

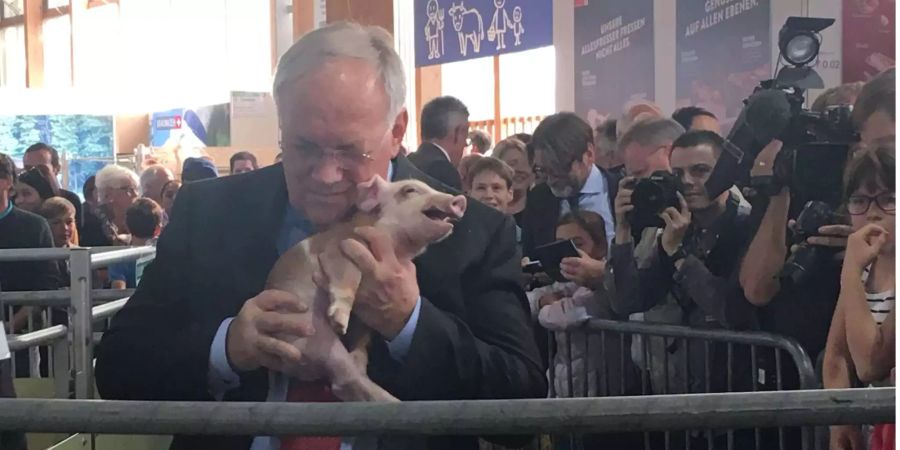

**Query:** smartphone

left=534, top=239, right=580, bottom=283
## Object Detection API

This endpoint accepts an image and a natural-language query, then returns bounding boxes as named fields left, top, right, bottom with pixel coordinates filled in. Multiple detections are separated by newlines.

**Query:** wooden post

left=493, top=55, right=501, bottom=144
left=24, top=0, right=44, bottom=88
left=326, top=0, right=393, bottom=29
left=415, top=65, right=442, bottom=145
left=292, top=0, right=315, bottom=40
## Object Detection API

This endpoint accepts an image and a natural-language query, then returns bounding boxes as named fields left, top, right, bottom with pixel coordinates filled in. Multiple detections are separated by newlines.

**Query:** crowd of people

left=0, top=21, right=893, bottom=450
left=409, top=68, right=894, bottom=450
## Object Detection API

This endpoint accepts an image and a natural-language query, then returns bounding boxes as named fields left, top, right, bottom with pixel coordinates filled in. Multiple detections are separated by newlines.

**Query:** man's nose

left=310, top=156, right=345, bottom=184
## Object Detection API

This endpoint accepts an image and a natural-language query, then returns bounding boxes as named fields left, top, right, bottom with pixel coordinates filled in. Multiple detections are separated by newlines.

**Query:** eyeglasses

left=847, top=192, right=896, bottom=215
left=280, top=129, right=390, bottom=173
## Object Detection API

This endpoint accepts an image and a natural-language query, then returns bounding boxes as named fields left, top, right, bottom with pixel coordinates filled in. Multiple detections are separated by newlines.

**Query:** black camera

left=778, top=201, right=846, bottom=284
left=628, top=171, right=685, bottom=230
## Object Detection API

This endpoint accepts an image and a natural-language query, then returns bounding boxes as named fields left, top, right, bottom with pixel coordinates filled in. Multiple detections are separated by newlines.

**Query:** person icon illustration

left=512, top=6, right=524, bottom=46
left=488, top=0, right=511, bottom=50
left=425, top=0, right=445, bottom=59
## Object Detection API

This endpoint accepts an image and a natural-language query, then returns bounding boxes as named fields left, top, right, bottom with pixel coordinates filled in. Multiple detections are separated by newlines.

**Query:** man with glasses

left=96, top=22, right=545, bottom=450
left=520, top=112, right=619, bottom=288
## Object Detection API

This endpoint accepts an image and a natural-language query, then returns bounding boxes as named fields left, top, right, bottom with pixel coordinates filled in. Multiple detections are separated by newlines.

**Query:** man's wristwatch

left=668, top=245, right=689, bottom=264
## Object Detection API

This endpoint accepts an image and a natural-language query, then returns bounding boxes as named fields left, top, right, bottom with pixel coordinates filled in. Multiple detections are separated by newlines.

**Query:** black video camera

left=628, top=171, right=685, bottom=230
left=705, top=17, right=857, bottom=208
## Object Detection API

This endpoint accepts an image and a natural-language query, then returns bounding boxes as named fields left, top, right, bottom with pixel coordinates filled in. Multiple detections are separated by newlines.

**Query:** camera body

left=628, top=171, right=685, bottom=231
left=779, top=201, right=845, bottom=284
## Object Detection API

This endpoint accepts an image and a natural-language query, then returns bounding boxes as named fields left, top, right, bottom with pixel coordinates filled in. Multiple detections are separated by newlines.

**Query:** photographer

left=739, top=68, right=896, bottom=363
left=824, top=143, right=895, bottom=450
left=610, top=127, right=755, bottom=330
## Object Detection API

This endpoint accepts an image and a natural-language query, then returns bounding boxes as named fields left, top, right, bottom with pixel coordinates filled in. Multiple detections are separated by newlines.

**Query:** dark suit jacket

left=407, top=143, right=462, bottom=191
left=520, top=165, right=620, bottom=259
left=95, top=157, right=547, bottom=450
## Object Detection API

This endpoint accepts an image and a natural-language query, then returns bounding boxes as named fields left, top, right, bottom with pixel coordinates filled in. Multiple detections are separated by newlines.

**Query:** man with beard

left=520, top=112, right=619, bottom=288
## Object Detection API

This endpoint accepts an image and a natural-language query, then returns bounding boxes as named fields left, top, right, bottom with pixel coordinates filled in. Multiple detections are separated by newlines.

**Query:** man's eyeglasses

left=280, top=133, right=388, bottom=173
left=847, top=192, right=896, bottom=215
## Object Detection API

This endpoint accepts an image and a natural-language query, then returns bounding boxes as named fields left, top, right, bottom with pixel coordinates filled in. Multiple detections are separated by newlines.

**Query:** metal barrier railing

left=544, top=318, right=821, bottom=450
left=0, top=246, right=154, bottom=400
left=0, top=388, right=890, bottom=436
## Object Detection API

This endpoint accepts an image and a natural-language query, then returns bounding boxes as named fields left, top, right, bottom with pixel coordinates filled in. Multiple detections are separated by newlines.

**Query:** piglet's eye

left=402, top=186, right=417, bottom=195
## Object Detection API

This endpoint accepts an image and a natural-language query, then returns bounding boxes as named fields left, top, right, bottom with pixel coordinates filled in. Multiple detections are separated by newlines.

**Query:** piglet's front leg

left=317, top=245, right=362, bottom=335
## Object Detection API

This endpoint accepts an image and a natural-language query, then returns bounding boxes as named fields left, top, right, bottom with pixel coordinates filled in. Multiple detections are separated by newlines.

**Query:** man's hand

left=660, top=193, right=692, bottom=257
left=790, top=222, right=854, bottom=261
left=750, top=139, right=784, bottom=178
left=614, top=177, right=636, bottom=242
left=226, top=290, right=314, bottom=373
left=844, top=224, right=890, bottom=272
left=560, top=250, right=606, bottom=288
left=829, top=425, right=864, bottom=450
left=339, top=226, right=420, bottom=339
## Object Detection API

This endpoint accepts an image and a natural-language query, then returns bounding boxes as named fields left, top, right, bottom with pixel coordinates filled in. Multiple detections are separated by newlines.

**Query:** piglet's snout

left=448, top=195, right=467, bottom=219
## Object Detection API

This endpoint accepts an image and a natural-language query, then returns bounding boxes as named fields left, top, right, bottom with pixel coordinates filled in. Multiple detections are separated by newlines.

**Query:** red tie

left=279, top=380, right=342, bottom=450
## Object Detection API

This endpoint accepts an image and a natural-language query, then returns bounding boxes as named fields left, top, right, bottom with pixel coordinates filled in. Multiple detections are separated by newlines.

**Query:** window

left=2, top=0, right=24, bottom=20
left=0, top=24, right=25, bottom=87
left=43, top=15, right=71, bottom=87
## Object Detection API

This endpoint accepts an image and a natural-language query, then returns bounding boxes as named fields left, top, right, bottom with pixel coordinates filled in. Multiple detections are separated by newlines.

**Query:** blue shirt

left=107, top=262, right=137, bottom=288
left=208, top=162, right=421, bottom=450
left=558, top=165, right=616, bottom=248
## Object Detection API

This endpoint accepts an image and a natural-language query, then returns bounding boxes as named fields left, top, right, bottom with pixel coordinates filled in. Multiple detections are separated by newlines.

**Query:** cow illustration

left=448, top=2, right=484, bottom=57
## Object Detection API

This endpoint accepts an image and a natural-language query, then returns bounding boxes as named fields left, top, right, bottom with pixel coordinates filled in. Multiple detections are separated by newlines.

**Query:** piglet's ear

left=356, top=175, right=389, bottom=212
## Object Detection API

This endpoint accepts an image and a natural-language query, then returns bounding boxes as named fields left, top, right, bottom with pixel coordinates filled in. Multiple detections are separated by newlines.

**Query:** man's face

left=690, top=115, right=721, bottom=134
left=143, top=170, right=174, bottom=204
left=231, top=159, right=256, bottom=175
left=24, top=150, right=57, bottom=175
left=860, top=110, right=894, bottom=145
left=470, top=170, right=513, bottom=212
left=623, top=142, right=671, bottom=179
left=534, top=149, right=592, bottom=198
left=670, top=144, right=718, bottom=211
left=277, top=58, right=406, bottom=228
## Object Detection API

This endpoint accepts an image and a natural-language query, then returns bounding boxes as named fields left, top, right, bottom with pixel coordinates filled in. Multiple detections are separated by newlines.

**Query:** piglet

left=265, top=175, right=467, bottom=402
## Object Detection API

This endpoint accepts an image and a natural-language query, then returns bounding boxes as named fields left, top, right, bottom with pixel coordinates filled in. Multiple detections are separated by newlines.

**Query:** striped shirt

left=862, top=267, right=895, bottom=325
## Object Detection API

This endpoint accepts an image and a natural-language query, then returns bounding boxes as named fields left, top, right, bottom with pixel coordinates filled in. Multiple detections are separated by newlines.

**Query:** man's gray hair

left=272, top=22, right=407, bottom=123
left=618, top=118, right=685, bottom=154
left=139, top=165, right=173, bottom=196
left=95, top=164, right=140, bottom=202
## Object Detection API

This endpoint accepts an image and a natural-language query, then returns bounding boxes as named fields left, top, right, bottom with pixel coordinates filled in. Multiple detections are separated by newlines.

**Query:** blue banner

left=676, top=0, right=771, bottom=130
left=574, top=0, right=655, bottom=127
left=414, top=0, right=553, bottom=67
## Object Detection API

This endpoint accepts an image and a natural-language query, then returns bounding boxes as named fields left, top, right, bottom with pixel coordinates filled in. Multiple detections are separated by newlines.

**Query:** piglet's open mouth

left=423, top=207, right=457, bottom=222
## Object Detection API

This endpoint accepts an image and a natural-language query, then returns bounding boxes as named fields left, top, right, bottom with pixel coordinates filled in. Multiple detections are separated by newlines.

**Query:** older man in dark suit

left=407, top=96, right=470, bottom=190
left=95, top=22, right=545, bottom=450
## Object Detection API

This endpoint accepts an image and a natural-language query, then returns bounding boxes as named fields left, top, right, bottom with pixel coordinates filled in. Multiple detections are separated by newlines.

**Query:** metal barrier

left=545, top=319, right=821, bottom=450
left=0, top=246, right=154, bottom=400
left=0, top=388, right=890, bottom=436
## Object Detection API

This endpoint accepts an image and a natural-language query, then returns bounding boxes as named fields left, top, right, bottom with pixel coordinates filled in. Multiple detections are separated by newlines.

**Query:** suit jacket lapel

left=228, top=165, right=288, bottom=298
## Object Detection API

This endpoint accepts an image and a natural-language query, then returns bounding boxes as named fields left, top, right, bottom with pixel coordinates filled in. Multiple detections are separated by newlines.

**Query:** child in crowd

left=108, top=198, right=164, bottom=289
left=37, top=197, right=79, bottom=248
left=825, top=142, right=895, bottom=450
left=528, top=211, right=636, bottom=398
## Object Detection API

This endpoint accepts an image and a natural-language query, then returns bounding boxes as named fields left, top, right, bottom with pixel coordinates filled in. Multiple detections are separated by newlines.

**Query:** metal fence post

left=51, top=339, right=71, bottom=399
left=69, top=248, right=93, bottom=400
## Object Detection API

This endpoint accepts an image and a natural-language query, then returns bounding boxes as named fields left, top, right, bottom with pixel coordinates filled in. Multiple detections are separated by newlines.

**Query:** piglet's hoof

left=327, top=304, right=351, bottom=335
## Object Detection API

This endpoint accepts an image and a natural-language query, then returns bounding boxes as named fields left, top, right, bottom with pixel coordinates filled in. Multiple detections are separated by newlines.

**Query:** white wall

left=555, top=0, right=844, bottom=116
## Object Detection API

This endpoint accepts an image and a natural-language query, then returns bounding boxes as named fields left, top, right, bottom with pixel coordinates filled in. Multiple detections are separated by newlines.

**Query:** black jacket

left=407, top=142, right=462, bottom=191
left=95, top=158, right=547, bottom=450
left=520, top=165, right=620, bottom=258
